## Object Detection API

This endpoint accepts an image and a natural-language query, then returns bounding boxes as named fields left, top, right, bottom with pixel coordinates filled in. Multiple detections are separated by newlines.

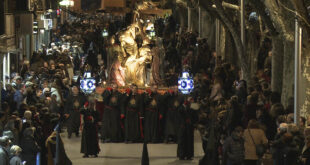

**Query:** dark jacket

left=20, top=136, right=40, bottom=165
left=272, top=138, right=300, bottom=165
left=9, top=155, right=22, bottom=165
left=0, top=146, right=9, bottom=165
left=302, top=147, right=310, bottom=165
left=223, top=132, right=244, bottom=164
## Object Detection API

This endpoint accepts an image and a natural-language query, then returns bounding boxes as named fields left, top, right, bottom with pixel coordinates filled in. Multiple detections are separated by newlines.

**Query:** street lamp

left=59, top=0, right=74, bottom=23
left=59, top=0, right=74, bottom=7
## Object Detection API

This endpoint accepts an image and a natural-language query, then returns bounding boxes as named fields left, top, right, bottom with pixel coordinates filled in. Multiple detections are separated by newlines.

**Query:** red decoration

left=106, top=87, right=113, bottom=91
left=125, top=88, right=131, bottom=95
left=146, top=89, right=152, bottom=95
left=86, top=116, right=93, bottom=121
left=84, top=101, right=89, bottom=107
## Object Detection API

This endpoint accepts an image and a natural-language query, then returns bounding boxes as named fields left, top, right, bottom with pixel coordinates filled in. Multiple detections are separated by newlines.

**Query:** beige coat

left=243, top=128, right=268, bottom=160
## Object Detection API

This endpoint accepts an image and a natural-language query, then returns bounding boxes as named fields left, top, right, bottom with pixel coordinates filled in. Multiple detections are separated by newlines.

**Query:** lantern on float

left=80, top=72, right=96, bottom=94
left=102, top=29, right=109, bottom=37
left=178, top=71, right=194, bottom=95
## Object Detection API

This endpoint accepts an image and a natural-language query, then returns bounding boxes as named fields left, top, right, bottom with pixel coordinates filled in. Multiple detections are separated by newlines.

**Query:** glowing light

left=102, top=29, right=109, bottom=37
left=80, top=72, right=96, bottom=94
left=59, top=0, right=74, bottom=7
left=178, top=71, right=194, bottom=94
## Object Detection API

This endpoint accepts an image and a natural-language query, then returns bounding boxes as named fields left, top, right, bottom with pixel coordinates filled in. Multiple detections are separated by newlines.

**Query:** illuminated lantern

left=59, top=0, right=74, bottom=7
left=80, top=72, right=96, bottom=94
left=178, top=71, right=194, bottom=95
left=102, top=29, right=109, bottom=37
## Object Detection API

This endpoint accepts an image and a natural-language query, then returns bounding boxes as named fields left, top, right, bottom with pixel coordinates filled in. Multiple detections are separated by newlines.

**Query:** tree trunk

left=281, top=40, right=295, bottom=107
left=271, top=36, right=284, bottom=93
left=246, top=30, right=260, bottom=77
left=174, top=6, right=188, bottom=28
left=300, top=44, right=310, bottom=117
left=224, top=29, right=237, bottom=66
left=211, top=0, right=250, bottom=82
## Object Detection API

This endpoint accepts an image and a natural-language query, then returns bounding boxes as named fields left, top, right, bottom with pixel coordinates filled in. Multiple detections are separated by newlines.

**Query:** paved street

left=62, top=131, right=204, bottom=165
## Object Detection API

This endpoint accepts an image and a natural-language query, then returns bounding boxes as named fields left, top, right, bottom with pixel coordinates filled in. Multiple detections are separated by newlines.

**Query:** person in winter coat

left=0, top=136, right=10, bottom=165
left=20, top=128, right=40, bottom=165
left=272, top=132, right=300, bottom=165
left=223, top=126, right=244, bottom=165
left=243, top=119, right=268, bottom=165
left=9, top=145, right=23, bottom=165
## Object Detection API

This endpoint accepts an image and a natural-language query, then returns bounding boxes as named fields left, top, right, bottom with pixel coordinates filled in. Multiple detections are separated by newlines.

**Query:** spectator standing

left=0, top=136, right=10, bottom=165
left=9, top=145, right=22, bottom=165
left=223, top=126, right=244, bottom=165
left=243, top=119, right=268, bottom=165
left=20, top=128, right=40, bottom=165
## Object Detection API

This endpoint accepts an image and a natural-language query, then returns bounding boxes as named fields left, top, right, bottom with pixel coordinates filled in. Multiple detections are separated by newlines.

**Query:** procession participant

left=121, top=84, right=143, bottom=143
left=163, top=86, right=183, bottom=143
left=80, top=100, right=100, bottom=158
left=177, top=98, right=194, bottom=160
left=46, top=119, right=72, bottom=165
left=95, top=92, right=105, bottom=142
left=143, top=85, right=163, bottom=143
left=101, top=84, right=123, bottom=142
left=64, top=86, right=87, bottom=138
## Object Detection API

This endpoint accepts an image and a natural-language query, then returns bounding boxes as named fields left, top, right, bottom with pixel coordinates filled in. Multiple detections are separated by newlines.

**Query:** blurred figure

left=302, top=136, right=310, bottom=165
left=20, top=128, right=40, bottom=165
left=223, top=126, right=244, bottom=165
left=9, top=145, right=22, bottom=165
left=243, top=119, right=268, bottom=165
left=46, top=119, right=72, bottom=165
left=177, top=100, right=194, bottom=160
left=101, top=84, right=123, bottom=142
left=64, top=86, right=86, bottom=138
left=0, top=136, right=10, bottom=165
left=80, top=101, right=100, bottom=158
left=272, top=132, right=300, bottom=165
left=121, top=85, right=143, bottom=143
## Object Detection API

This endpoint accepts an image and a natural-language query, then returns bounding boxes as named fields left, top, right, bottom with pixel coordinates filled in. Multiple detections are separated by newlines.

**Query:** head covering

left=0, top=136, right=9, bottom=146
left=10, top=145, right=22, bottom=155
left=2, top=131, right=14, bottom=140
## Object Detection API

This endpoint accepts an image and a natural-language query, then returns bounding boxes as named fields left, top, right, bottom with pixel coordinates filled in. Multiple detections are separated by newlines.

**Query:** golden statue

left=109, top=2, right=163, bottom=87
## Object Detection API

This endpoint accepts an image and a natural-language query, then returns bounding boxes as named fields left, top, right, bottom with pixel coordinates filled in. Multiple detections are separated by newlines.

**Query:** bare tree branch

left=249, top=0, right=278, bottom=36
left=211, top=0, right=250, bottom=81
left=264, top=0, right=295, bottom=41
left=289, top=0, right=310, bottom=40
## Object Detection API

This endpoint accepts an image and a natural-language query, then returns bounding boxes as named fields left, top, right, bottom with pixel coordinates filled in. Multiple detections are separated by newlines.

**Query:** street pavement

left=62, top=131, right=204, bottom=165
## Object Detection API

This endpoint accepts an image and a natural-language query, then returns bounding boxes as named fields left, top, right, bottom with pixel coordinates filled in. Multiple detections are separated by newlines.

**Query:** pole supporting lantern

left=294, top=15, right=302, bottom=124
